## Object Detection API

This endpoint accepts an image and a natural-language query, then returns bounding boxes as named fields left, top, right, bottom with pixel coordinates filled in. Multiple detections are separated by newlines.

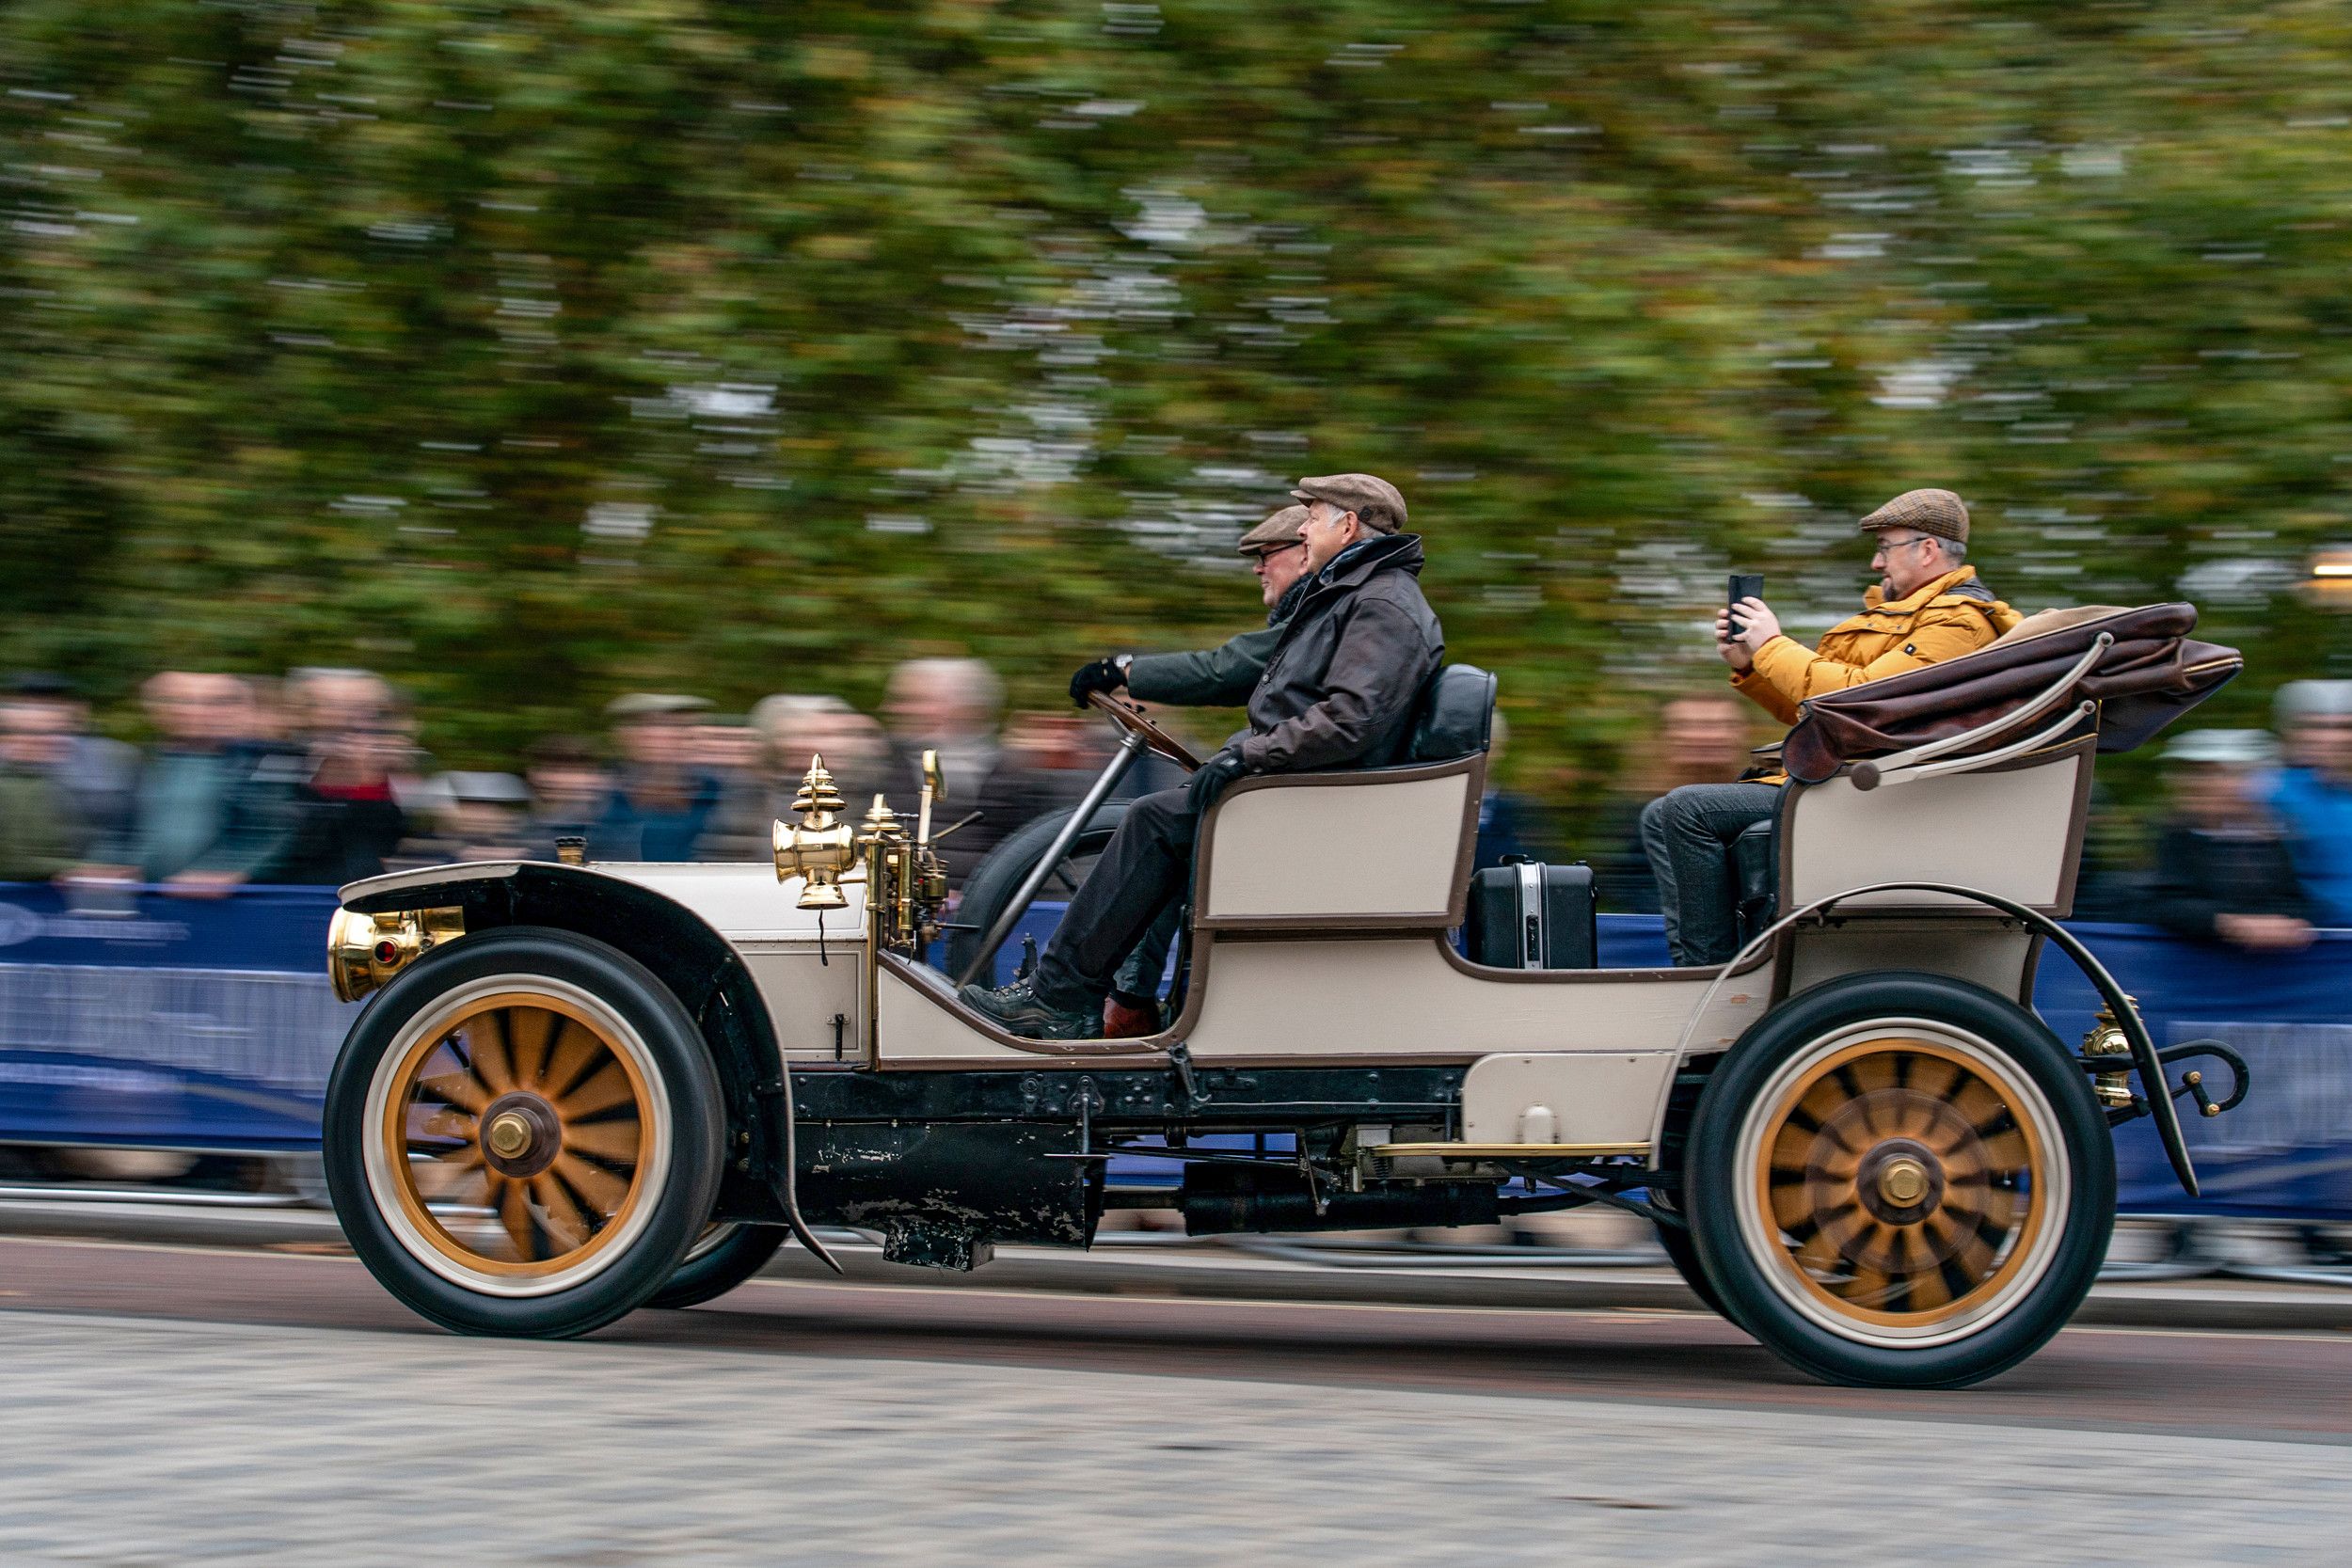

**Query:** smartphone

left=1726, top=572, right=1765, bottom=636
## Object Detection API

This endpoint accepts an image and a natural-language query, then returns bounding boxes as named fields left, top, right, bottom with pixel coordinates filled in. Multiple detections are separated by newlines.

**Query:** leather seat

left=1406, top=663, right=1497, bottom=763
left=1733, top=817, right=1776, bottom=940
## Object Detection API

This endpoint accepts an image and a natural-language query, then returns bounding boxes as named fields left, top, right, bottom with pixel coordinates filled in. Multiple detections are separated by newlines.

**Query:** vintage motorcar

left=319, top=603, right=2247, bottom=1388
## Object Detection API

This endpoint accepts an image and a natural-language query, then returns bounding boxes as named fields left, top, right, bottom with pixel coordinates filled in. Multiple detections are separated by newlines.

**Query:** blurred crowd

left=0, top=661, right=1179, bottom=898
left=7, top=663, right=2352, bottom=953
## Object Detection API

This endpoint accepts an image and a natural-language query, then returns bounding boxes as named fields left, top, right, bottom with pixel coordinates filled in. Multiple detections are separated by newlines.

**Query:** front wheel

left=323, top=927, right=727, bottom=1338
left=648, top=1223, right=788, bottom=1309
left=1687, top=972, right=2113, bottom=1388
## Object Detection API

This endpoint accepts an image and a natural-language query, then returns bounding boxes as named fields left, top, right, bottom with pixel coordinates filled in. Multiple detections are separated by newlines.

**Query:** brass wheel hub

left=1856, top=1138, right=1946, bottom=1226
left=479, top=1092, right=562, bottom=1179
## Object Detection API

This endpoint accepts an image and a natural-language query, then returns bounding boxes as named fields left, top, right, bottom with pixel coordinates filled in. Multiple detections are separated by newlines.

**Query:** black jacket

left=1238, top=532, right=1443, bottom=774
left=2145, top=818, right=2312, bottom=942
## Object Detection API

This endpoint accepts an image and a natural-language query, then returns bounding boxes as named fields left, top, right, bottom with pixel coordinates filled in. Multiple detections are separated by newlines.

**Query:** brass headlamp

left=327, top=905, right=465, bottom=1003
left=772, top=755, right=860, bottom=910
left=2081, top=997, right=2137, bottom=1111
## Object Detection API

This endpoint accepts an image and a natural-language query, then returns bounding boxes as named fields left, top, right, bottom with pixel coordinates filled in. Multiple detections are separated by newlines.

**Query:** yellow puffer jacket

left=1731, top=565, right=2022, bottom=730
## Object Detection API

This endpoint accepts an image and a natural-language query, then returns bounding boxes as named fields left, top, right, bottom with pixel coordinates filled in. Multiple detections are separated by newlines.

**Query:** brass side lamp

left=772, top=754, right=860, bottom=910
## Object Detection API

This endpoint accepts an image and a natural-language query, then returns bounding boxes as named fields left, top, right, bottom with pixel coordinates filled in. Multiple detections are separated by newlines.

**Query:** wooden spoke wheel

left=371, top=987, right=662, bottom=1292
left=326, top=927, right=724, bottom=1338
left=1741, top=1031, right=2056, bottom=1338
left=1687, top=974, right=2111, bottom=1389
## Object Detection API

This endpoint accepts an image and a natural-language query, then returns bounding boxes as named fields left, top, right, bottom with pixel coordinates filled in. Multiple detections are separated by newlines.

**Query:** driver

left=1066, top=502, right=1316, bottom=1036
left=963, top=473, right=1443, bottom=1039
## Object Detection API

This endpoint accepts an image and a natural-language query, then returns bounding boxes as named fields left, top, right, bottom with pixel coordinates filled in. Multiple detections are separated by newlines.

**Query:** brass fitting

left=327, top=905, right=465, bottom=1003
left=2081, top=998, right=2137, bottom=1111
left=772, top=754, right=859, bottom=910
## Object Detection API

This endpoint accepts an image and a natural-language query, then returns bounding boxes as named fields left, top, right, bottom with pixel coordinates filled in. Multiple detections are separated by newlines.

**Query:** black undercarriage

left=712, top=1060, right=1702, bottom=1270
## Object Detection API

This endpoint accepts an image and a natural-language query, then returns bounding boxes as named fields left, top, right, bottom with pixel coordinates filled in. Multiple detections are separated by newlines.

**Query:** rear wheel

left=323, top=927, right=726, bottom=1338
left=1687, top=973, right=2111, bottom=1388
left=648, top=1223, right=788, bottom=1309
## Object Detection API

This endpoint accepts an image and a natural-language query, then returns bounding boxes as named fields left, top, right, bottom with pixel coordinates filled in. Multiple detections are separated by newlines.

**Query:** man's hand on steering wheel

left=1068, top=655, right=1128, bottom=709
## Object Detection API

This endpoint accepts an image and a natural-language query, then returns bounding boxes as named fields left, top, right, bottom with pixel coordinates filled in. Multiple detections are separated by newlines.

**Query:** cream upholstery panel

left=1786, top=751, right=2085, bottom=913
left=1201, top=771, right=1470, bottom=922
left=1461, top=1052, right=1678, bottom=1147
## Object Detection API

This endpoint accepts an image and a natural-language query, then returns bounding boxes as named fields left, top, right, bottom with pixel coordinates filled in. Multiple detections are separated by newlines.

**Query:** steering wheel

left=1086, top=691, right=1203, bottom=772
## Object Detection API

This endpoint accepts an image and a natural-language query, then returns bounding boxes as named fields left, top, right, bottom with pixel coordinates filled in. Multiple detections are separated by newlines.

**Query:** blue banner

left=0, top=884, right=348, bottom=1150
left=1, top=882, right=2344, bottom=1216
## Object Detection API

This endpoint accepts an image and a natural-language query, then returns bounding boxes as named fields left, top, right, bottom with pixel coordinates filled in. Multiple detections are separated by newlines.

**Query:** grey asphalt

left=3, top=1296, right=2349, bottom=1566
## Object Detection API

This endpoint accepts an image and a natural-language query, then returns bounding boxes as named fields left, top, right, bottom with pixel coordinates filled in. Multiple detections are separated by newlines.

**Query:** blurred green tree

left=4, top=1, right=2347, bottom=825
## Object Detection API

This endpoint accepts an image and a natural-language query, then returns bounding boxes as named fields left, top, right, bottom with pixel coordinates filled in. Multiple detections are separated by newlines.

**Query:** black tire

left=323, top=927, right=728, bottom=1338
left=946, top=800, right=1128, bottom=981
left=1652, top=1215, right=1733, bottom=1322
left=647, top=1223, right=789, bottom=1309
left=1686, top=972, right=2112, bottom=1389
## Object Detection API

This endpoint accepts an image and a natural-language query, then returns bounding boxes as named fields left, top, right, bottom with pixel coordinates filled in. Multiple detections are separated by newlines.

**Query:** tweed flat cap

left=1235, top=504, right=1309, bottom=556
left=2161, top=728, right=2280, bottom=767
left=1291, top=472, right=1408, bottom=534
left=1858, top=487, right=1970, bottom=543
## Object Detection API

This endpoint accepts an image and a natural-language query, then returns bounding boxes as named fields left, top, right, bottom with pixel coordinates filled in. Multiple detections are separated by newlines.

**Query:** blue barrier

left=0, top=882, right=2341, bottom=1217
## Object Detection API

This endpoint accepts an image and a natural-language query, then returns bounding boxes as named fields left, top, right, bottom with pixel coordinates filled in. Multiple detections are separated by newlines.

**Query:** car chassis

left=320, top=605, right=2248, bottom=1386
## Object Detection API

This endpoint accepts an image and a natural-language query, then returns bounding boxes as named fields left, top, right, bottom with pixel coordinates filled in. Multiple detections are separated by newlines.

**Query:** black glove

left=1069, top=655, right=1126, bottom=709
left=1185, top=747, right=1248, bottom=816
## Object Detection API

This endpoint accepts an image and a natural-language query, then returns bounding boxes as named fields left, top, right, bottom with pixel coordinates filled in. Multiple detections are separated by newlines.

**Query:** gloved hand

left=1185, top=747, right=1248, bottom=816
left=1068, top=655, right=1127, bottom=709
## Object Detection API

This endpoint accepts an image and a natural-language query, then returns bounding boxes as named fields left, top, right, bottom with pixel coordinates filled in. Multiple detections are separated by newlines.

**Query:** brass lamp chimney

left=772, top=754, right=859, bottom=910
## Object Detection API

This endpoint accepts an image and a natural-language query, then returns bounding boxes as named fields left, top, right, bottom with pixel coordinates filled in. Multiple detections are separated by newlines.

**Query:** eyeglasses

left=1249, top=541, right=1305, bottom=562
left=1873, top=533, right=1941, bottom=556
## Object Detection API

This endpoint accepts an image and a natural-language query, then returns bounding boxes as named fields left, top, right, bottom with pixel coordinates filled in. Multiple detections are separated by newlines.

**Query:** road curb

left=4, top=1197, right=2347, bottom=1332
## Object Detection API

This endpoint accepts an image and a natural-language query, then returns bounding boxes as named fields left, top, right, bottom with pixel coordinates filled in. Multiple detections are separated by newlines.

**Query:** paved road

left=3, top=1238, right=2350, bottom=1564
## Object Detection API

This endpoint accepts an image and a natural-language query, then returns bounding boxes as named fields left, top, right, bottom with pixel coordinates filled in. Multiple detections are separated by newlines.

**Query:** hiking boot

left=957, top=975, right=1100, bottom=1040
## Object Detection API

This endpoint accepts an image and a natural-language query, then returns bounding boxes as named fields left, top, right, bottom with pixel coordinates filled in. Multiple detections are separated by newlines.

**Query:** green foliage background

left=6, top=1, right=2350, bottom=803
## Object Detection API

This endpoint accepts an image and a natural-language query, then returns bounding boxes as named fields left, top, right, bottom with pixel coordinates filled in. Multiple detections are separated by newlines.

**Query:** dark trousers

left=1639, top=782, right=1783, bottom=966
left=1034, top=785, right=1199, bottom=1010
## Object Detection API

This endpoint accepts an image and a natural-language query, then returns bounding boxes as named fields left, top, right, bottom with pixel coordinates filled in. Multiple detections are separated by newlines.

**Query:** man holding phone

left=1642, top=488, right=2021, bottom=965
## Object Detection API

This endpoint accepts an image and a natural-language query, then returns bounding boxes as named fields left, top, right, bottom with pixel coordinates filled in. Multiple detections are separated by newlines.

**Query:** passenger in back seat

left=1642, top=489, right=2021, bottom=965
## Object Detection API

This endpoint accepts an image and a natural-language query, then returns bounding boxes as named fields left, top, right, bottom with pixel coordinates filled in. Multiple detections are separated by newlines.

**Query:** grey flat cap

left=1290, top=473, right=1408, bottom=534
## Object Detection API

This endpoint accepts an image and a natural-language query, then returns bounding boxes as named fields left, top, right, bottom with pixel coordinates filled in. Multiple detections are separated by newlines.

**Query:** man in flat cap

left=2260, top=679, right=2352, bottom=927
left=1642, top=487, right=2022, bottom=965
left=970, top=473, right=1442, bottom=1037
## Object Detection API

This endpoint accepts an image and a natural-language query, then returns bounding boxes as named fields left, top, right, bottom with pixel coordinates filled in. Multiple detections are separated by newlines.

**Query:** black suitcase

left=1464, top=859, right=1597, bottom=970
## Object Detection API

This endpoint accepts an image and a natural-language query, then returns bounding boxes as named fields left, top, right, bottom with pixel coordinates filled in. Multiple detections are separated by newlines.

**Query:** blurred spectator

left=77, top=672, right=297, bottom=892
left=441, top=771, right=534, bottom=862
left=751, top=693, right=893, bottom=826
left=1472, top=710, right=1532, bottom=870
left=0, top=700, right=87, bottom=881
left=517, top=735, right=623, bottom=862
left=2149, top=730, right=2312, bottom=952
left=691, top=714, right=771, bottom=862
left=1587, top=692, right=1754, bottom=911
left=2263, top=680, right=2352, bottom=927
left=272, top=667, right=409, bottom=885
left=5, top=673, right=137, bottom=843
left=884, top=658, right=1057, bottom=887
left=596, top=693, right=720, bottom=862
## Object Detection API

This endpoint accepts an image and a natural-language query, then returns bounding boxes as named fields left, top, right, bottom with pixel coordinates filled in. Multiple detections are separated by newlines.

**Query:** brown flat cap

left=1291, top=472, right=1408, bottom=534
left=1857, top=487, right=1969, bottom=544
left=1235, top=503, right=1309, bottom=556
